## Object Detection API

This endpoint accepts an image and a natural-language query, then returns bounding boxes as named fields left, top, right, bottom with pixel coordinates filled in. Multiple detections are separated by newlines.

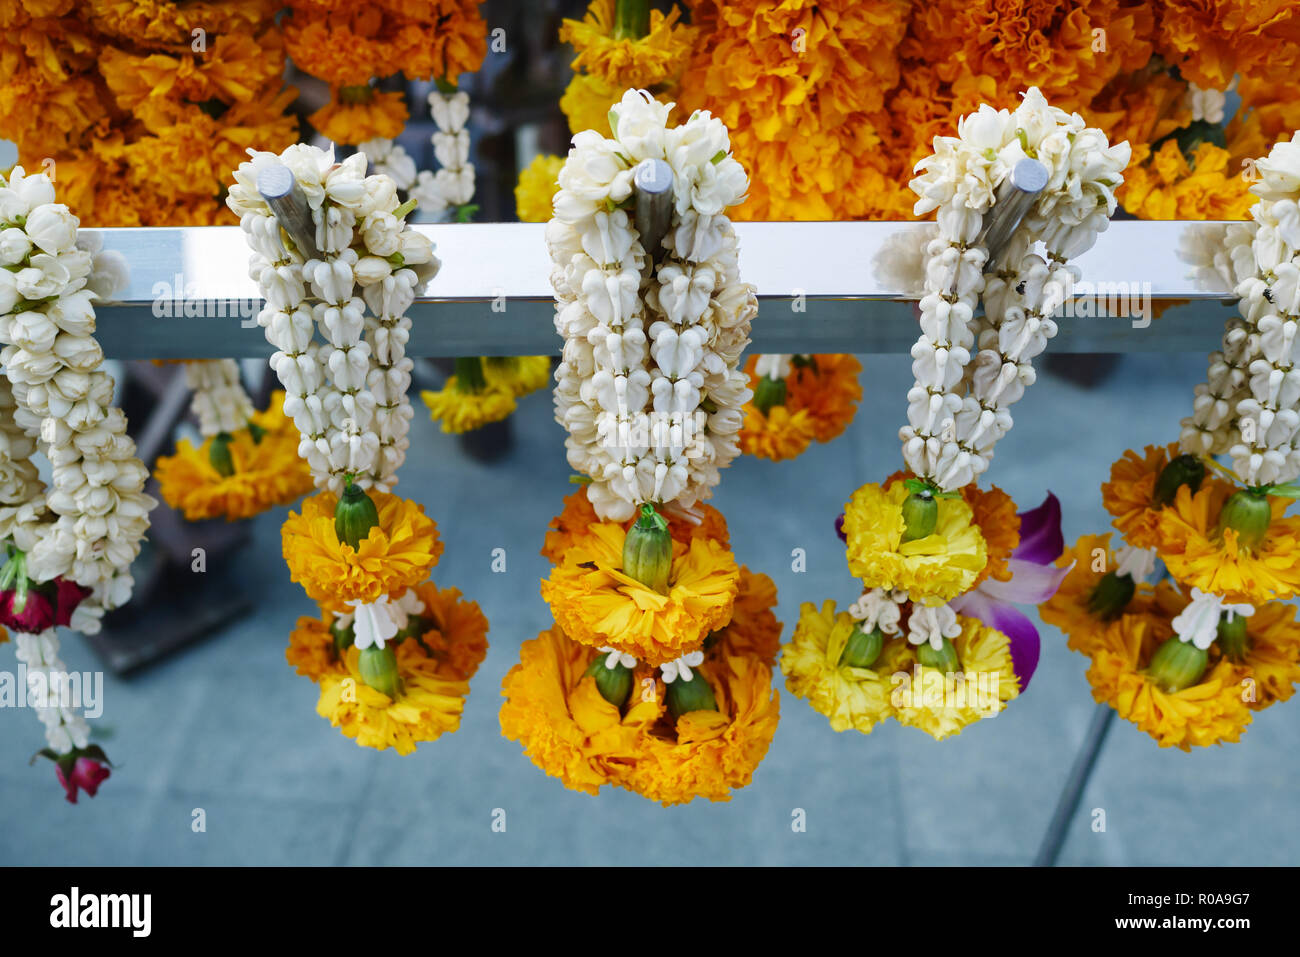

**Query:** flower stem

left=454, top=356, right=487, bottom=393
left=614, top=0, right=650, bottom=39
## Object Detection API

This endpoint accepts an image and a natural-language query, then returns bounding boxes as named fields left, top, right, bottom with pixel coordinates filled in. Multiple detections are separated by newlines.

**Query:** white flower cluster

left=228, top=145, right=440, bottom=493
left=337, top=588, right=425, bottom=651
left=754, top=354, right=792, bottom=381
left=0, top=167, right=155, bottom=627
left=548, top=89, right=757, bottom=521
left=13, top=629, right=91, bottom=754
left=409, top=91, right=476, bottom=217
left=1172, top=588, right=1253, bottom=649
left=847, top=586, right=907, bottom=636
left=907, top=603, right=961, bottom=652
left=1181, top=135, right=1300, bottom=486
left=903, top=88, right=1130, bottom=490
left=358, top=138, right=418, bottom=193
left=182, top=359, right=254, bottom=438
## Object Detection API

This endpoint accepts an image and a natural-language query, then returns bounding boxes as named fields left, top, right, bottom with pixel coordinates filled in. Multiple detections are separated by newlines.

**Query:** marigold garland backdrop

left=0, top=0, right=1298, bottom=867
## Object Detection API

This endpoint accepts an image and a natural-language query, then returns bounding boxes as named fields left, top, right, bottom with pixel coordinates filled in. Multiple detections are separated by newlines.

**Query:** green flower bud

left=208, top=432, right=236, bottom=477
left=623, top=503, right=672, bottom=593
left=916, top=637, right=960, bottom=673
left=584, top=656, right=633, bottom=709
left=1151, top=454, right=1205, bottom=508
left=1086, top=571, right=1136, bottom=620
left=666, top=671, right=717, bottom=719
left=329, top=620, right=354, bottom=658
left=1217, top=489, right=1271, bottom=551
left=358, top=645, right=402, bottom=698
left=900, top=489, right=938, bottom=543
left=752, top=375, right=787, bottom=415
left=1216, top=613, right=1251, bottom=662
left=247, top=421, right=267, bottom=445
left=334, top=480, right=381, bottom=550
left=1145, top=637, right=1208, bottom=692
left=840, top=625, right=883, bottom=669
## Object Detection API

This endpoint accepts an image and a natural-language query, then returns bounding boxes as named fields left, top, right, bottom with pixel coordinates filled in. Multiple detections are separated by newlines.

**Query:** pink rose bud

left=56, top=756, right=111, bottom=804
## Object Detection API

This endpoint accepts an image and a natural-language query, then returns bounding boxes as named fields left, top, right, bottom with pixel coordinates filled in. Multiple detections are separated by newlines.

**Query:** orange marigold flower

left=1154, top=0, right=1300, bottom=92
left=785, top=354, right=863, bottom=443
left=560, top=0, right=697, bottom=89
left=1041, top=532, right=1158, bottom=655
left=1119, top=141, right=1257, bottom=221
left=739, top=403, right=817, bottom=461
left=406, top=581, right=491, bottom=683
left=155, top=424, right=312, bottom=522
left=1156, top=481, right=1300, bottom=605
left=286, top=613, right=343, bottom=682
left=308, top=86, right=408, bottom=145
left=540, top=522, right=740, bottom=666
left=1084, top=612, right=1252, bottom=750
left=963, top=483, right=1020, bottom=585
left=1220, top=600, right=1300, bottom=710
left=1101, top=442, right=1181, bottom=549
left=282, top=490, right=443, bottom=608
left=711, top=566, right=782, bottom=665
left=541, top=487, right=730, bottom=564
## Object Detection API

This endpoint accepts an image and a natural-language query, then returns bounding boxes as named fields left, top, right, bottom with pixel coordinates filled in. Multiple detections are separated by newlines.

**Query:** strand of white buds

left=1114, top=544, right=1158, bottom=583
left=0, top=167, right=155, bottom=625
left=13, top=629, right=91, bottom=754
left=1178, top=223, right=1261, bottom=457
left=358, top=138, right=418, bottom=193
left=183, top=360, right=254, bottom=438
left=228, top=145, right=438, bottom=492
left=903, top=89, right=1128, bottom=490
left=1220, top=135, right=1300, bottom=486
left=660, top=649, right=704, bottom=683
left=549, top=89, right=757, bottom=520
left=754, top=354, right=792, bottom=380
left=1172, top=588, right=1253, bottom=649
left=847, top=587, right=907, bottom=635
left=409, top=90, right=475, bottom=219
left=907, top=603, right=962, bottom=652
left=0, top=376, right=43, bottom=545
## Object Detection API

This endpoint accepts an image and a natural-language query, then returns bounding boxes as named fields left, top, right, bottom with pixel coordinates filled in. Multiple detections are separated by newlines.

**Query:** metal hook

left=256, top=162, right=322, bottom=262
left=633, top=158, right=673, bottom=266
left=977, top=157, right=1049, bottom=271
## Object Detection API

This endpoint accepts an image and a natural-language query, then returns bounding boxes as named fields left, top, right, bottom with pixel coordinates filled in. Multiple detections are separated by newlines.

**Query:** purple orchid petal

left=978, top=557, right=1074, bottom=606
left=835, top=512, right=846, bottom=543
left=951, top=590, right=1041, bottom=691
left=1012, top=491, right=1064, bottom=565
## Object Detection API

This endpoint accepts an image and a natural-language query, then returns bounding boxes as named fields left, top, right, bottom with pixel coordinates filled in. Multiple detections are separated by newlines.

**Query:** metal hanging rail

left=88, top=220, right=1240, bottom=359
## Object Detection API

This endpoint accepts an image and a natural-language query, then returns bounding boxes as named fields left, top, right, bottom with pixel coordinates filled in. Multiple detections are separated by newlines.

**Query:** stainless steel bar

left=256, top=163, right=322, bottom=261
left=633, top=158, right=673, bottom=264
left=84, top=220, right=1242, bottom=358
left=975, top=157, right=1049, bottom=271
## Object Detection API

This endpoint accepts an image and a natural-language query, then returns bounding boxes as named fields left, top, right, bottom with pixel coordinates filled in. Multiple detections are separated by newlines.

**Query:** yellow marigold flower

left=617, top=652, right=780, bottom=806
left=739, top=403, right=817, bottom=461
left=1118, top=141, right=1256, bottom=221
left=309, top=87, right=408, bottom=145
left=499, top=624, right=659, bottom=796
left=559, top=0, right=696, bottom=89
left=154, top=424, right=313, bottom=522
left=1102, top=443, right=1180, bottom=549
left=482, top=356, right=551, bottom=397
left=541, top=487, right=731, bottom=563
left=559, top=72, right=619, bottom=136
left=842, top=480, right=988, bottom=606
left=514, top=153, right=564, bottom=223
left=1156, top=482, right=1300, bottom=605
left=1221, top=600, right=1300, bottom=710
left=541, top=522, right=740, bottom=666
left=282, top=490, right=443, bottom=608
left=892, top=615, right=1020, bottom=741
left=420, top=380, right=517, bottom=434
left=316, top=632, right=479, bottom=755
left=1084, top=613, right=1252, bottom=750
left=718, top=566, right=782, bottom=665
left=1041, top=532, right=1157, bottom=656
left=780, top=600, right=901, bottom=734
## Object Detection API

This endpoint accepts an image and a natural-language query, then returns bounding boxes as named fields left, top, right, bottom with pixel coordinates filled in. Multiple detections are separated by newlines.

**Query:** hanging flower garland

left=154, top=361, right=313, bottom=521
left=1043, top=135, right=1300, bottom=750
left=0, top=166, right=157, bottom=800
left=501, top=88, right=779, bottom=805
left=227, top=143, right=488, bottom=753
left=739, top=353, right=863, bottom=461
left=784, top=88, right=1129, bottom=741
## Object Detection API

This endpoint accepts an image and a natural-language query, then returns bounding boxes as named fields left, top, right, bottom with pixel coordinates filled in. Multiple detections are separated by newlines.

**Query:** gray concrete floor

left=2, top=352, right=1296, bottom=865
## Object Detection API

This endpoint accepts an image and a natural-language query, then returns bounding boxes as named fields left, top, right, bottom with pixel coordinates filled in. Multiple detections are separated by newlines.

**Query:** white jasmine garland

left=228, top=144, right=439, bottom=493
left=409, top=90, right=476, bottom=219
left=13, top=629, right=91, bottom=754
left=0, top=167, right=156, bottom=628
left=902, top=88, right=1129, bottom=491
left=182, top=360, right=254, bottom=438
left=549, top=89, right=757, bottom=521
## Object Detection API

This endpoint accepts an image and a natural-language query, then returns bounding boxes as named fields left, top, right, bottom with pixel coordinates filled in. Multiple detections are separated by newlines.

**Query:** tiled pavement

left=2, top=351, right=1295, bottom=866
